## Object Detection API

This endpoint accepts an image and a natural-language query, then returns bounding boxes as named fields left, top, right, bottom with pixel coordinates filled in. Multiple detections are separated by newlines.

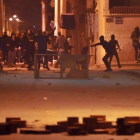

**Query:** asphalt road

left=0, top=65, right=140, bottom=140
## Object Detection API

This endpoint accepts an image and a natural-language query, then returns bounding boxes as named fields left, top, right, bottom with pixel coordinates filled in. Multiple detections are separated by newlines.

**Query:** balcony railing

left=110, top=6, right=140, bottom=15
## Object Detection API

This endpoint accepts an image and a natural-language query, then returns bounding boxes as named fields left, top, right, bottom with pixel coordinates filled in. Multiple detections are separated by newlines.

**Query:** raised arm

left=91, top=42, right=101, bottom=47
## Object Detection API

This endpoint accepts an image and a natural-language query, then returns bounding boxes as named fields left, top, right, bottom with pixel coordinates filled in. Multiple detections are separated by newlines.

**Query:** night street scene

left=1, top=0, right=140, bottom=140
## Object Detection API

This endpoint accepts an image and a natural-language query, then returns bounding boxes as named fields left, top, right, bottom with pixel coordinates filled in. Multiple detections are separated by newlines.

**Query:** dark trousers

left=37, top=55, right=48, bottom=69
left=2, top=48, right=8, bottom=63
left=102, top=52, right=112, bottom=69
left=81, top=46, right=89, bottom=69
left=133, top=45, right=139, bottom=61
left=81, top=46, right=89, bottom=55
left=8, top=50, right=16, bottom=65
left=27, top=50, right=34, bottom=68
left=110, top=51, right=121, bottom=67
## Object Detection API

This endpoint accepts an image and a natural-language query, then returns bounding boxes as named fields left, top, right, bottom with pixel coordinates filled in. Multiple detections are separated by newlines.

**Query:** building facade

left=87, top=0, right=140, bottom=65
left=0, top=0, right=4, bottom=36
left=52, top=0, right=140, bottom=65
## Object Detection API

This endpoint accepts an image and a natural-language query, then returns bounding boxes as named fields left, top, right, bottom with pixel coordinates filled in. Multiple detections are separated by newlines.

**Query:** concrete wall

left=105, top=17, right=140, bottom=62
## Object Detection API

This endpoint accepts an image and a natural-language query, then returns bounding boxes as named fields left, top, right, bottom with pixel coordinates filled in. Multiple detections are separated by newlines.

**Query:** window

left=109, top=0, right=140, bottom=9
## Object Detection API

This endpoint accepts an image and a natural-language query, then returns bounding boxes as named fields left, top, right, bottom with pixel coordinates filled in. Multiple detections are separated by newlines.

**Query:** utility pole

left=0, top=0, right=3, bottom=36
left=41, top=0, right=46, bottom=31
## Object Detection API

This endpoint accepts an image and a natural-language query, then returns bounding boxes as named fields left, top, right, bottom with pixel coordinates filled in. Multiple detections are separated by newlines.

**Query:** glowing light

left=13, top=15, right=17, bottom=18
left=9, top=18, right=13, bottom=21
left=16, top=18, right=19, bottom=21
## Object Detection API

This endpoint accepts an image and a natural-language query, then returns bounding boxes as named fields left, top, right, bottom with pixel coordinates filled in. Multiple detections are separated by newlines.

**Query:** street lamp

left=16, top=18, right=19, bottom=22
left=9, top=15, right=20, bottom=34
left=9, top=18, right=13, bottom=21
left=13, top=15, right=17, bottom=18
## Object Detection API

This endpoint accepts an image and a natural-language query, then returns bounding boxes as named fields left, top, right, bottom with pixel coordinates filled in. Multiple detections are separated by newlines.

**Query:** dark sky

left=4, top=0, right=42, bottom=31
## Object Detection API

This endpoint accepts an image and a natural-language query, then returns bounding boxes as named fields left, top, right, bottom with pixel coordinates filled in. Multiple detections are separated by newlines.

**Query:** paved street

left=0, top=63, right=140, bottom=140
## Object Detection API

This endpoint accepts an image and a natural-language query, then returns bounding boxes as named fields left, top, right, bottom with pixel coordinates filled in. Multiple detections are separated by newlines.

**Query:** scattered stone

left=103, top=74, right=110, bottom=79
left=116, top=83, right=120, bottom=85
left=0, top=123, right=11, bottom=135
left=67, top=127, right=80, bottom=135
left=34, top=120, right=40, bottom=122
left=97, top=121, right=113, bottom=129
left=43, top=97, right=47, bottom=100
left=57, top=121, right=68, bottom=132
left=14, top=75, right=16, bottom=77
left=92, top=129, right=108, bottom=134
left=90, top=115, right=106, bottom=122
left=45, top=125, right=61, bottom=133
left=83, top=117, right=98, bottom=133
left=74, top=123, right=87, bottom=131
left=48, top=83, right=51, bottom=85
left=20, top=129, right=51, bottom=135
left=132, top=78, right=136, bottom=81
left=8, top=122, right=17, bottom=133
left=68, top=117, right=79, bottom=126
left=6, top=117, right=21, bottom=123
left=11, top=120, right=26, bottom=128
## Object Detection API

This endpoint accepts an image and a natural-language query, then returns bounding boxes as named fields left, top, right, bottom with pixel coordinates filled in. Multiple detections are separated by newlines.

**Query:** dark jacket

left=36, top=35, right=50, bottom=53
left=21, top=36, right=30, bottom=50
left=94, top=40, right=112, bottom=53
left=8, top=39, right=19, bottom=51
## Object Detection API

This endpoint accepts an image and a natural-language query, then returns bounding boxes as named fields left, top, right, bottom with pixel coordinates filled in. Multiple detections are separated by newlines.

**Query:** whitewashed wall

left=105, top=17, right=140, bottom=62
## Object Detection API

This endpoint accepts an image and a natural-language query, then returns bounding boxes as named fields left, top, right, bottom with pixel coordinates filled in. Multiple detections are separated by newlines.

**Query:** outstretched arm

left=91, top=42, right=101, bottom=47
left=46, top=27, right=56, bottom=37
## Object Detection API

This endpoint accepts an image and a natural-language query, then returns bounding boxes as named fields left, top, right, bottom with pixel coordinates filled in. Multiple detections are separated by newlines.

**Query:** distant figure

left=1, top=31, right=9, bottom=65
left=109, top=35, right=121, bottom=68
left=54, top=32, right=69, bottom=68
left=35, top=27, right=55, bottom=70
left=80, top=31, right=89, bottom=55
left=67, top=36, right=73, bottom=54
left=80, top=31, right=89, bottom=69
left=21, top=32, right=29, bottom=65
left=91, top=35, right=112, bottom=72
left=27, top=29, right=36, bottom=69
left=7, top=33, right=18, bottom=67
left=131, top=27, right=140, bottom=62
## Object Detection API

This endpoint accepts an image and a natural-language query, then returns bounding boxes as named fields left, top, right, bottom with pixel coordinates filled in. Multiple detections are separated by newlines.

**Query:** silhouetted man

left=91, top=35, right=112, bottom=72
left=54, top=32, right=69, bottom=68
left=131, top=26, right=140, bottom=62
left=36, top=28, right=55, bottom=70
left=109, top=35, right=121, bottom=68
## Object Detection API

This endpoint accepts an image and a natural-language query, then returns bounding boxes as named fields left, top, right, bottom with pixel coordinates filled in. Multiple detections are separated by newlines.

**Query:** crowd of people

left=0, top=26, right=140, bottom=72
left=0, top=26, right=72, bottom=71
